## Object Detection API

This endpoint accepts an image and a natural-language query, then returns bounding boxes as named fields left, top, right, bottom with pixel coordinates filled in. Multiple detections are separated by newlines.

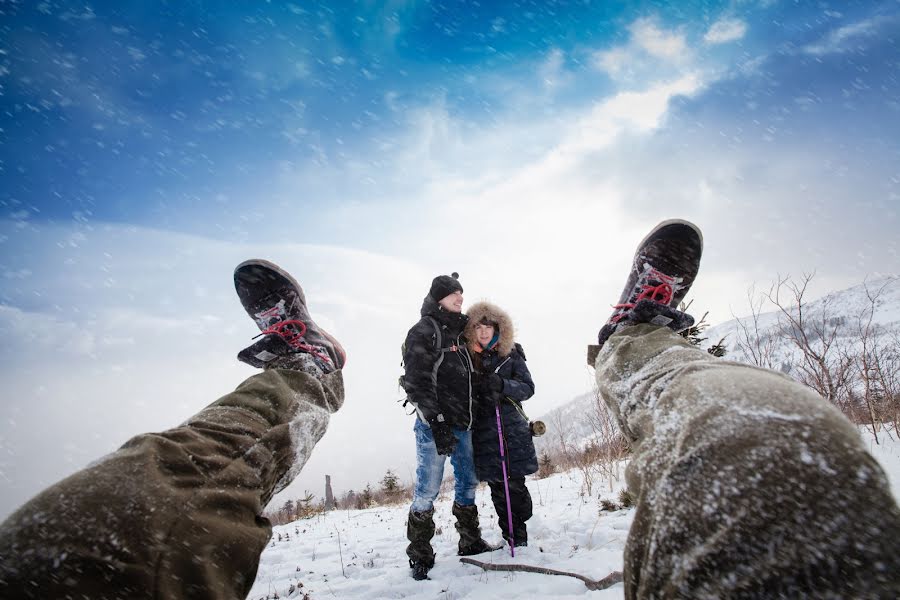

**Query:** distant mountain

left=533, top=391, right=598, bottom=456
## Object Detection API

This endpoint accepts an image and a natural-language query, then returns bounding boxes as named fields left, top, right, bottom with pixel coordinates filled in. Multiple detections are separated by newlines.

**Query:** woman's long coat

left=466, top=301, right=538, bottom=482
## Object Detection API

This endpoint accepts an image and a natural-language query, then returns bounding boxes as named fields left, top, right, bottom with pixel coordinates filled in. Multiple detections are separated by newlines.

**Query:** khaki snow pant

left=0, top=367, right=344, bottom=600
left=594, top=324, right=900, bottom=600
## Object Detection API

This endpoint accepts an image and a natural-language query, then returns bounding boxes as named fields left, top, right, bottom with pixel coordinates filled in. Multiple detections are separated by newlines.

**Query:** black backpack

left=398, top=316, right=442, bottom=409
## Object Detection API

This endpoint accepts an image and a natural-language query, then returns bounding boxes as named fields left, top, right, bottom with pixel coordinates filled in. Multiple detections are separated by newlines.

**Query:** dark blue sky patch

left=1, top=0, right=897, bottom=232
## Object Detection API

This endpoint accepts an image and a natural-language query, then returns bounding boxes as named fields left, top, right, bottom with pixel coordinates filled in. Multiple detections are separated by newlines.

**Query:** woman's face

left=475, top=323, right=495, bottom=347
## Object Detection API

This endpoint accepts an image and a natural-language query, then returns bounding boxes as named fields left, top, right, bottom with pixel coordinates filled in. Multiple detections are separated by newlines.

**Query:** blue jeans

left=410, top=418, right=478, bottom=512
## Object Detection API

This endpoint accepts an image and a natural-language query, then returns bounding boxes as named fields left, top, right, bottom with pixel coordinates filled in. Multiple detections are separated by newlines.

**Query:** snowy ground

left=249, top=427, right=900, bottom=600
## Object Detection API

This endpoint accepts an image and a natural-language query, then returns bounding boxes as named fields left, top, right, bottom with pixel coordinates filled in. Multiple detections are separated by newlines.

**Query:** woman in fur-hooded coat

left=465, top=301, right=537, bottom=546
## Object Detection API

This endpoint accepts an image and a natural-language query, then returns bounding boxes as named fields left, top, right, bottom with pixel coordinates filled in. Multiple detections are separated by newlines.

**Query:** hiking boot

left=409, top=559, right=433, bottom=581
left=511, top=522, right=528, bottom=547
left=452, top=503, right=495, bottom=556
left=458, top=538, right=499, bottom=556
left=234, top=259, right=346, bottom=374
left=406, top=508, right=436, bottom=578
left=595, top=219, right=703, bottom=351
left=497, top=520, right=528, bottom=548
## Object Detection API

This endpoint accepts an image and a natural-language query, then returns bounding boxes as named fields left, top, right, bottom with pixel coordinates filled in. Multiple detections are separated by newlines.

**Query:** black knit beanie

left=429, top=272, right=463, bottom=301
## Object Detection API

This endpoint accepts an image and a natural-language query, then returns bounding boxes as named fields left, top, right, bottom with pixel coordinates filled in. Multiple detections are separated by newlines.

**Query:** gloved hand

left=479, top=373, right=504, bottom=401
left=428, top=417, right=457, bottom=456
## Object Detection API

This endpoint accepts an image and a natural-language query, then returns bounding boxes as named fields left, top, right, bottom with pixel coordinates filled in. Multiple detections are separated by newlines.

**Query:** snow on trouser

left=0, top=367, right=344, bottom=600
left=594, top=323, right=900, bottom=599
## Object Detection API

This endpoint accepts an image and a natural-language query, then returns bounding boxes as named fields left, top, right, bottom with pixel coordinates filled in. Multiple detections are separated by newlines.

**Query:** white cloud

left=704, top=18, right=748, bottom=44
left=0, top=304, right=97, bottom=356
left=592, top=17, right=692, bottom=83
left=538, top=48, right=568, bottom=90
left=127, top=46, right=146, bottom=61
left=585, top=74, right=702, bottom=134
left=630, top=17, right=689, bottom=60
left=593, top=46, right=632, bottom=78
left=803, top=16, right=891, bottom=55
left=522, top=74, right=705, bottom=171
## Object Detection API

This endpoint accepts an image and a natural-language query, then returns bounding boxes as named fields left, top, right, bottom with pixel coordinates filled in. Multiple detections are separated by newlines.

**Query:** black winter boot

left=452, top=503, right=495, bottom=556
left=503, top=520, right=529, bottom=547
left=406, top=508, right=436, bottom=580
left=409, top=559, right=432, bottom=581
left=489, top=479, right=532, bottom=548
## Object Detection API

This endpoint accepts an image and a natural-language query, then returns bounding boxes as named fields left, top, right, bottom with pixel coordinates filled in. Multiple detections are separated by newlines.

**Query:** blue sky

left=1, top=0, right=899, bottom=517
left=5, top=1, right=897, bottom=233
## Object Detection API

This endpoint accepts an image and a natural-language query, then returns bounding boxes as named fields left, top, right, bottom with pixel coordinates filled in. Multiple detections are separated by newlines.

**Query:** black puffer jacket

left=466, top=302, right=537, bottom=482
left=402, top=296, right=474, bottom=430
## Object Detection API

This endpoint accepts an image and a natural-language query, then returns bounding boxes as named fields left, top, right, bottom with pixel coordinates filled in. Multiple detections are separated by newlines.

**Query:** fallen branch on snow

left=459, top=557, right=623, bottom=591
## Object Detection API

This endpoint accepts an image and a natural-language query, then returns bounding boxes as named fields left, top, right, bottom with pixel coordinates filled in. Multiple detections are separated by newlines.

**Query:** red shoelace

left=610, top=269, right=676, bottom=323
left=260, top=319, right=333, bottom=365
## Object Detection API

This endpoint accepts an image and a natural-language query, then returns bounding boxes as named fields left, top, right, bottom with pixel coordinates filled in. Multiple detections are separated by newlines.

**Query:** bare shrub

left=266, top=490, right=323, bottom=525
left=544, top=391, right=630, bottom=497
left=617, top=488, right=634, bottom=508
left=586, top=391, right=629, bottom=492
left=852, top=278, right=900, bottom=442
left=598, top=498, right=619, bottom=513
left=766, top=272, right=856, bottom=412
left=549, top=409, right=576, bottom=472
left=732, top=284, right=778, bottom=370
left=733, top=273, right=899, bottom=432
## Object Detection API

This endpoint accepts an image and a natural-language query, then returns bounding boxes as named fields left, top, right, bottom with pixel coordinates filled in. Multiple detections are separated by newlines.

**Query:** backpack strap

left=505, top=397, right=530, bottom=422
left=400, top=316, right=446, bottom=412
left=428, top=316, right=446, bottom=392
left=426, top=316, right=442, bottom=351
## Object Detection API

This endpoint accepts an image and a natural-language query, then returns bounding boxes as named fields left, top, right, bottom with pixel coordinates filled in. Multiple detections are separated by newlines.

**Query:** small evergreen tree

left=536, top=451, right=555, bottom=479
left=358, top=483, right=373, bottom=509
left=280, top=499, right=295, bottom=521
left=295, top=491, right=315, bottom=518
left=381, top=469, right=400, bottom=494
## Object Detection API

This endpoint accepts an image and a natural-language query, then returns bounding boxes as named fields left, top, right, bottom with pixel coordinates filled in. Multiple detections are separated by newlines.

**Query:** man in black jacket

left=402, top=273, right=493, bottom=580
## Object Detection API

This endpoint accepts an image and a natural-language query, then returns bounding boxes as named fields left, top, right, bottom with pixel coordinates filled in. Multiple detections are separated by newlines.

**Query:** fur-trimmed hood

left=465, top=301, right=516, bottom=357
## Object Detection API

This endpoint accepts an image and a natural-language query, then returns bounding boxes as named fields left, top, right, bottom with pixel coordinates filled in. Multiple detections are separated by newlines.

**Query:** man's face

left=438, top=290, right=463, bottom=313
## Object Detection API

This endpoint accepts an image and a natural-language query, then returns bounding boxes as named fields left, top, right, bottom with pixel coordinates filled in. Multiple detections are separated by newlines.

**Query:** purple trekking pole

left=495, top=402, right=516, bottom=557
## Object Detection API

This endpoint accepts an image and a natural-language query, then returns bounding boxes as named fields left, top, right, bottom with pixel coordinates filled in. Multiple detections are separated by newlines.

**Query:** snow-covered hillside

left=251, top=427, right=900, bottom=599
left=701, top=275, right=900, bottom=370
left=533, top=391, right=599, bottom=456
